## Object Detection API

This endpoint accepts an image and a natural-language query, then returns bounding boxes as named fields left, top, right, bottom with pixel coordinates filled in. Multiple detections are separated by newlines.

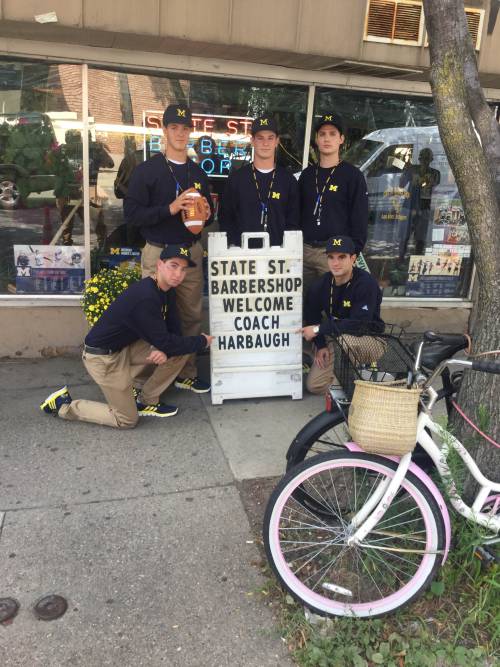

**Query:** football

left=182, top=188, right=208, bottom=235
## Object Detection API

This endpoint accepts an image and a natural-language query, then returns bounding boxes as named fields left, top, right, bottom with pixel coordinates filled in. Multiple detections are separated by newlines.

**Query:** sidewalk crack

left=0, top=481, right=236, bottom=514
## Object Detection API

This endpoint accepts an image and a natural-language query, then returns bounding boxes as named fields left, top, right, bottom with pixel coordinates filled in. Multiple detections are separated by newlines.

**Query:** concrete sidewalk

left=0, top=357, right=324, bottom=666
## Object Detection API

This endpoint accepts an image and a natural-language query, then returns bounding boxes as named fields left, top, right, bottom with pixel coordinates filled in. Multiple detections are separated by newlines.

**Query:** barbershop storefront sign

left=209, top=232, right=303, bottom=404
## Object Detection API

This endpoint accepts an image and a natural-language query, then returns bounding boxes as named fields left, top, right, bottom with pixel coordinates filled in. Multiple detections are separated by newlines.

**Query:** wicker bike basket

left=348, top=380, right=421, bottom=456
left=328, top=324, right=421, bottom=456
left=331, top=323, right=415, bottom=402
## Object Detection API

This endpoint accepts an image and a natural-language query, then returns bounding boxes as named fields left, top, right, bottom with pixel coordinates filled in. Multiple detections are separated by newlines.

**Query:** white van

left=342, top=126, right=470, bottom=296
left=344, top=125, right=459, bottom=213
left=344, top=126, right=465, bottom=258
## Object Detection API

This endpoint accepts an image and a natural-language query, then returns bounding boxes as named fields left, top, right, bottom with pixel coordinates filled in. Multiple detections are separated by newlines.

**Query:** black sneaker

left=174, top=377, right=210, bottom=393
left=40, top=386, right=72, bottom=415
left=302, top=353, right=313, bottom=375
left=136, top=401, right=178, bottom=418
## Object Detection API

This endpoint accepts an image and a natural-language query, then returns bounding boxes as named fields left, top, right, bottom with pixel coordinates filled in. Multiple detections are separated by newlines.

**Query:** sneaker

left=330, top=385, right=349, bottom=404
left=40, top=386, right=72, bottom=415
left=174, top=377, right=211, bottom=393
left=136, top=401, right=178, bottom=418
left=302, top=353, right=313, bottom=375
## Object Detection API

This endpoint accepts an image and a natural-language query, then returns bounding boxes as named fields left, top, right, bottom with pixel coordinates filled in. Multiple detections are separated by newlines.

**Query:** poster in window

left=406, top=253, right=463, bottom=297
left=98, top=247, right=141, bottom=271
left=14, top=245, right=85, bottom=294
left=431, top=190, right=470, bottom=246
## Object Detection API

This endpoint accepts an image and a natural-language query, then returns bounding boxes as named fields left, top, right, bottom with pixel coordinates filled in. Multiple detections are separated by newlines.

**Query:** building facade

left=1, top=0, right=499, bottom=356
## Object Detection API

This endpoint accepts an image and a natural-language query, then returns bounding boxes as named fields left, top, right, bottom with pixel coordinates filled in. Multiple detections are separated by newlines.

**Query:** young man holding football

left=124, top=104, right=213, bottom=393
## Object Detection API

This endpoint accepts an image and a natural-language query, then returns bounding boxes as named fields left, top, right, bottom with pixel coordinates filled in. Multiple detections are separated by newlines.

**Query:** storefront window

left=0, top=61, right=84, bottom=295
left=86, top=67, right=308, bottom=273
left=314, top=88, right=473, bottom=299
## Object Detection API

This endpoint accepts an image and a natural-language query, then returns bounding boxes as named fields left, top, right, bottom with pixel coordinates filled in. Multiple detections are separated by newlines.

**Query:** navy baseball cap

left=160, top=244, right=196, bottom=267
left=251, top=115, right=279, bottom=136
left=315, top=112, right=344, bottom=135
left=325, top=236, right=356, bottom=255
left=163, top=104, right=193, bottom=127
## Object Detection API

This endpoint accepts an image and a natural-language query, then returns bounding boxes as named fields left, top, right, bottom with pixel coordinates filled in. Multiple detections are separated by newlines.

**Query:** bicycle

left=263, top=331, right=500, bottom=617
left=286, top=327, right=468, bottom=470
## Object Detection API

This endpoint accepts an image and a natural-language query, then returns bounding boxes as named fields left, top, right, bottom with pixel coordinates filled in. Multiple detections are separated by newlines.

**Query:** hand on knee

left=116, top=413, right=139, bottom=429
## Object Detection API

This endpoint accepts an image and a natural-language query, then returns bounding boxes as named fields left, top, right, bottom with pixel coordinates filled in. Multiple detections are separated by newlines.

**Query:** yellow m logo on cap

left=271, top=191, right=280, bottom=199
left=194, top=182, right=201, bottom=190
left=180, top=247, right=189, bottom=256
left=343, top=300, right=351, bottom=308
left=324, top=115, right=333, bottom=121
left=332, top=239, right=342, bottom=246
left=329, top=185, right=338, bottom=192
left=177, top=108, right=186, bottom=117
left=260, top=118, right=268, bottom=126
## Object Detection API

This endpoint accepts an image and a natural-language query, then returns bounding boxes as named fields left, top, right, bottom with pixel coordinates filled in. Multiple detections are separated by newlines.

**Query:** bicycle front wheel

left=264, top=451, right=445, bottom=618
left=286, top=409, right=350, bottom=471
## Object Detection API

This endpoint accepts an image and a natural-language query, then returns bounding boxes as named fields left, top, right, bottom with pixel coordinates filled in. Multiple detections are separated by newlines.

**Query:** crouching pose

left=41, top=245, right=213, bottom=428
left=300, top=236, right=385, bottom=395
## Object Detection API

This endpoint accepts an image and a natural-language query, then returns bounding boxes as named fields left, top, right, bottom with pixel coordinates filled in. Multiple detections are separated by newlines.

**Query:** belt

left=146, top=239, right=196, bottom=249
left=84, top=344, right=115, bottom=355
left=306, top=240, right=328, bottom=248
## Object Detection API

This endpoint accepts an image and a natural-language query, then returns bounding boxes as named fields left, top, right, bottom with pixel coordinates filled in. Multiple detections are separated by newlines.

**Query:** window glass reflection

left=86, top=67, right=307, bottom=274
left=0, top=62, right=84, bottom=295
left=314, top=89, right=473, bottom=298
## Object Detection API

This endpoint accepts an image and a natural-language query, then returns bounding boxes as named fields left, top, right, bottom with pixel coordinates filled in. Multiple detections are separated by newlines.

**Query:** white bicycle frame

left=347, top=363, right=500, bottom=548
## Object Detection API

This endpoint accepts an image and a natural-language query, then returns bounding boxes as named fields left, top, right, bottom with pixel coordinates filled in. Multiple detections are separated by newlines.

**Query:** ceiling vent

left=316, top=60, right=424, bottom=79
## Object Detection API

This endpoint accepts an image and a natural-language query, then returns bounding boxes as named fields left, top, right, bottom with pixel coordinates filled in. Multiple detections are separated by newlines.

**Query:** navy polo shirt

left=299, top=161, right=368, bottom=254
left=305, top=267, right=384, bottom=349
left=85, top=277, right=207, bottom=357
left=124, top=153, right=214, bottom=245
left=219, top=164, right=299, bottom=246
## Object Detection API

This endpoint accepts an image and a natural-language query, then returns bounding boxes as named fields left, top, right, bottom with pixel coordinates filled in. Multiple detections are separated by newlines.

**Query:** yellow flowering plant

left=81, top=266, right=141, bottom=325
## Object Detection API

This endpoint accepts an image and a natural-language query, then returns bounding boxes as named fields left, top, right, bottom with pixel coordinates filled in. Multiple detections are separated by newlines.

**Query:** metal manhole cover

left=0, top=597, right=19, bottom=623
left=33, top=594, right=68, bottom=621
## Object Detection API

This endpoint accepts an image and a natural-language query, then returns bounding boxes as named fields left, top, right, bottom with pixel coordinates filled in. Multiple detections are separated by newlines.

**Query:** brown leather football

left=181, top=188, right=208, bottom=235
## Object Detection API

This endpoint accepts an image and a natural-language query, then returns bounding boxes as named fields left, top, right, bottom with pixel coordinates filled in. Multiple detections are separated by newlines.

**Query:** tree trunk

left=422, top=0, right=500, bottom=499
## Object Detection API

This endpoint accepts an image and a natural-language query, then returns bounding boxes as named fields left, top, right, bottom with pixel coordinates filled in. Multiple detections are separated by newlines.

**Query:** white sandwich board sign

left=208, top=231, right=303, bottom=404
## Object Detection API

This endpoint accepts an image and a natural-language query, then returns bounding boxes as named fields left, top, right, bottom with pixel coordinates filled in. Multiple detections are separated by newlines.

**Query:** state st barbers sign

left=208, top=231, right=303, bottom=404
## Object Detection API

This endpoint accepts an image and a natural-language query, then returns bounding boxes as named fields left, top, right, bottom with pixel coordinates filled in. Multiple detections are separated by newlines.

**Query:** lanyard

left=251, top=164, right=276, bottom=231
left=314, top=162, right=341, bottom=226
left=152, top=275, right=169, bottom=319
left=329, top=276, right=336, bottom=317
left=165, top=156, right=190, bottom=197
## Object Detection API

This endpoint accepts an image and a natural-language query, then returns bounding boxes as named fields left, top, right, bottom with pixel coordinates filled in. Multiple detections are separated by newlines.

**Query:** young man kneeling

left=40, top=245, right=213, bottom=428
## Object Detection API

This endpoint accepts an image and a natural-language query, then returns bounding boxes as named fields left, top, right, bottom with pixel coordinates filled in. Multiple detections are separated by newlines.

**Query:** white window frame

left=364, top=0, right=426, bottom=47
left=423, top=7, right=485, bottom=51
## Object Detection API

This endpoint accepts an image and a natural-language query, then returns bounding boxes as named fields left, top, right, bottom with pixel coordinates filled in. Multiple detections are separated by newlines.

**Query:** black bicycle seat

left=411, top=332, right=469, bottom=370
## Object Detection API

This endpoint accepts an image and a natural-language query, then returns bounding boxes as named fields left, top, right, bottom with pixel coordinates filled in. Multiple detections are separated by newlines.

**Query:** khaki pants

left=303, top=244, right=330, bottom=297
left=59, top=341, right=190, bottom=429
left=141, top=241, right=203, bottom=379
left=307, top=336, right=387, bottom=395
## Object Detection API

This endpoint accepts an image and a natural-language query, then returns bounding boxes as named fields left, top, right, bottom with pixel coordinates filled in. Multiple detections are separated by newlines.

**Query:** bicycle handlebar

left=472, top=358, right=500, bottom=374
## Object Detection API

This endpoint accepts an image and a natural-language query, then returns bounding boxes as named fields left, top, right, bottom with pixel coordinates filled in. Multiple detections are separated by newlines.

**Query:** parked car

left=0, top=111, right=75, bottom=210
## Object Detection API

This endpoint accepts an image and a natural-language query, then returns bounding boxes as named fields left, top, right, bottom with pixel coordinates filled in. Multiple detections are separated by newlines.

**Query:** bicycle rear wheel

left=264, top=451, right=445, bottom=618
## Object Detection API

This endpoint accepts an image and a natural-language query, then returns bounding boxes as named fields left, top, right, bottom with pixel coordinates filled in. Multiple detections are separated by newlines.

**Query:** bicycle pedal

left=474, top=545, right=499, bottom=567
